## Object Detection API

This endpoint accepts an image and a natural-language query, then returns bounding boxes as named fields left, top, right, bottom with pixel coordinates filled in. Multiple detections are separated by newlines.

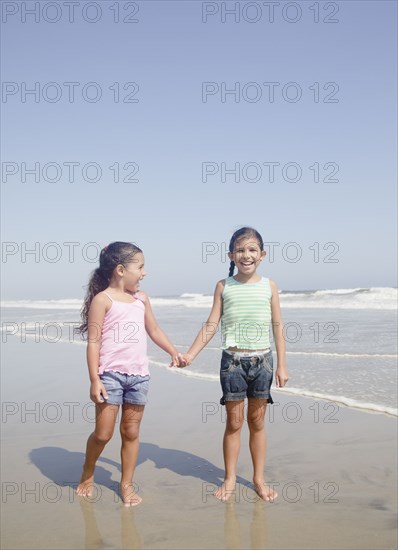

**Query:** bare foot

left=254, top=480, right=278, bottom=502
left=214, top=478, right=236, bottom=502
left=120, top=482, right=142, bottom=507
left=76, top=466, right=95, bottom=497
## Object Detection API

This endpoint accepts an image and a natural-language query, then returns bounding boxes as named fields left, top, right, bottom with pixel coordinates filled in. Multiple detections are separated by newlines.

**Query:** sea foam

left=1, top=287, right=396, bottom=310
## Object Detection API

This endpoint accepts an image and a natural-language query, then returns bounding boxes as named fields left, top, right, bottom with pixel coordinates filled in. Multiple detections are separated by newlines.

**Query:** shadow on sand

left=29, top=442, right=251, bottom=497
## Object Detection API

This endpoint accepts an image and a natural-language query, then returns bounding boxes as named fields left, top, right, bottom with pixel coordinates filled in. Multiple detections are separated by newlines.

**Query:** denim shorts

left=219, top=350, right=274, bottom=405
left=99, top=371, right=150, bottom=405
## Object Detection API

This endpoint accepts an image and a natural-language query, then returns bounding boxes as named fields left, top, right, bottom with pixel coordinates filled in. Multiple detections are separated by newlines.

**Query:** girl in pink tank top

left=76, top=241, right=184, bottom=506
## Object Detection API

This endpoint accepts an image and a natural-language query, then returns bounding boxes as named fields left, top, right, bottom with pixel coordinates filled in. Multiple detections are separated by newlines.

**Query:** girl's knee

left=93, top=431, right=113, bottom=445
left=226, top=417, right=244, bottom=433
left=247, top=400, right=266, bottom=431
left=247, top=404, right=265, bottom=430
left=120, top=425, right=140, bottom=442
left=247, top=417, right=265, bottom=431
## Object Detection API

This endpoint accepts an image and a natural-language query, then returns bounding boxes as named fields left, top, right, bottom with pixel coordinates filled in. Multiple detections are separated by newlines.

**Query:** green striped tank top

left=221, top=276, right=272, bottom=350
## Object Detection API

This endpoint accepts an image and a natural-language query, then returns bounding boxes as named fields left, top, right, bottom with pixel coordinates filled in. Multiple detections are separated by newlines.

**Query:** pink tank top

left=98, top=291, right=149, bottom=376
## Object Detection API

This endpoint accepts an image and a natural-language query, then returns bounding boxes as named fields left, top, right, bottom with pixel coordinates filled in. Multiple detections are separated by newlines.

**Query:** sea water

left=1, top=288, right=397, bottom=416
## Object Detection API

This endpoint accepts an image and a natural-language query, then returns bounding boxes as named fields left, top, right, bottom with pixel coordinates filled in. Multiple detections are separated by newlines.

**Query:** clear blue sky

left=1, top=0, right=397, bottom=299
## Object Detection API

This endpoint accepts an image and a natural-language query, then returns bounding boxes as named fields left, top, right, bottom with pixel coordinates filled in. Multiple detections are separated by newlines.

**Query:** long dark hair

left=78, top=241, right=142, bottom=334
left=228, top=227, right=264, bottom=276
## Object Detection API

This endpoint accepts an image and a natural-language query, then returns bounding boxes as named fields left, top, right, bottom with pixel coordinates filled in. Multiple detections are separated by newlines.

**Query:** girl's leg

left=214, top=400, right=245, bottom=502
left=76, top=403, right=119, bottom=496
left=247, top=398, right=278, bottom=501
left=119, top=404, right=145, bottom=506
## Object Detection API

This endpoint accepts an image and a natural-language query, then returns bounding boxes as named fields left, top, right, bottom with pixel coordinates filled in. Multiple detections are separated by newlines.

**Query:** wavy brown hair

left=78, top=241, right=142, bottom=335
left=228, top=227, right=264, bottom=276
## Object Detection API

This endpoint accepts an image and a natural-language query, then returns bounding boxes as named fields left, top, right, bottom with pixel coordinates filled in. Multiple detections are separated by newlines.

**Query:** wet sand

left=1, top=338, right=397, bottom=549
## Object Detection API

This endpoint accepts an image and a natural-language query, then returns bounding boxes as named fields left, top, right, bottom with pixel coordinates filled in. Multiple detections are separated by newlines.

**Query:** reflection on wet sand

left=79, top=499, right=142, bottom=550
left=224, top=499, right=267, bottom=550
left=78, top=489, right=267, bottom=550
left=224, top=501, right=242, bottom=549
left=250, top=500, right=268, bottom=550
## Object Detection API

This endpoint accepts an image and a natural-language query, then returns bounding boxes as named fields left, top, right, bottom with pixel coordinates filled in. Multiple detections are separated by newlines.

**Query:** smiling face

left=229, top=236, right=266, bottom=278
left=120, top=252, right=146, bottom=292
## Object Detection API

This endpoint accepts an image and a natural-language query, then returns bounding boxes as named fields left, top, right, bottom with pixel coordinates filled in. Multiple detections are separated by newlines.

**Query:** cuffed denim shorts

left=99, top=371, right=150, bottom=405
left=220, top=350, right=274, bottom=405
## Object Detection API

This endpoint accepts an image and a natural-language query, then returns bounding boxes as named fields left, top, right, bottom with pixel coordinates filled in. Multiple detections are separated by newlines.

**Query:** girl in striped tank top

left=181, top=227, right=289, bottom=502
left=76, top=242, right=183, bottom=506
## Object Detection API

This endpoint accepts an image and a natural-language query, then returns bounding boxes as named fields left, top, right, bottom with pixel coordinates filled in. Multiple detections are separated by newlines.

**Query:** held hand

left=275, top=367, right=289, bottom=388
left=178, top=353, right=189, bottom=367
left=168, top=354, right=180, bottom=368
left=168, top=353, right=193, bottom=368
left=179, top=353, right=193, bottom=367
left=90, top=380, right=108, bottom=403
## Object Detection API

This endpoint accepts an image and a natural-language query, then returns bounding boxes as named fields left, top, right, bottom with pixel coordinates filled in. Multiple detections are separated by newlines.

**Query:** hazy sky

left=1, top=0, right=397, bottom=299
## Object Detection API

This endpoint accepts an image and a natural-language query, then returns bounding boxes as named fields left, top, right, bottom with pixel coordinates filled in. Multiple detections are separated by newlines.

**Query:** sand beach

left=1, top=336, right=397, bottom=549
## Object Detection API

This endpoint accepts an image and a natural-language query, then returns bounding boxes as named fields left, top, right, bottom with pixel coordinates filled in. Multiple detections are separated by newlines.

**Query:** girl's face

left=229, top=236, right=266, bottom=276
left=121, top=253, right=146, bottom=292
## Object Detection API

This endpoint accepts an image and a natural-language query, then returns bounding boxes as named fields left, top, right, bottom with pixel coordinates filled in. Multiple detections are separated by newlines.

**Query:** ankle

left=120, top=480, right=135, bottom=488
left=253, top=477, right=266, bottom=486
left=224, top=474, right=237, bottom=482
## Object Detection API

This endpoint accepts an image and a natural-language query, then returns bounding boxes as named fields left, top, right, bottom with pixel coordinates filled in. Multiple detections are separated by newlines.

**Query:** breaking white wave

left=150, top=359, right=398, bottom=417
left=280, top=287, right=397, bottom=310
left=0, top=299, right=83, bottom=310
left=1, top=287, right=396, bottom=311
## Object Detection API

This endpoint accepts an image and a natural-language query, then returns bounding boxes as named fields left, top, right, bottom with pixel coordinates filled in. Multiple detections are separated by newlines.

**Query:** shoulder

left=268, top=279, right=280, bottom=297
left=134, top=290, right=147, bottom=303
left=92, top=291, right=111, bottom=306
left=210, top=280, right=226, bottom=303
left=215, top=279, right=226, bottom=294
left=89, top=291, right=112, bottom=315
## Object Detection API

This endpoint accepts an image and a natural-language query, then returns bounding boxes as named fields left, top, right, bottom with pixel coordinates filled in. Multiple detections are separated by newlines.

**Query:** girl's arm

left=143, top=294, right=180, bottom=365
left=86, top=293, right=109, bottom=403
left=182, top=280, right=224, bottom=366
left=270, top=279, right=289, bottom=387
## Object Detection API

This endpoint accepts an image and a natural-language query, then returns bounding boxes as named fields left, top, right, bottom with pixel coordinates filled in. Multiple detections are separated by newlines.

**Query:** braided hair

left=228, top=227, right=264, bottom=276
left=78, top=241, right=142, bottom=334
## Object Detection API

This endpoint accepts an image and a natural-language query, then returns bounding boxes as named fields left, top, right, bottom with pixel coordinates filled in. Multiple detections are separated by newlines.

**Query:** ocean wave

left=1, top=329, right=396, bottom=359
left=273, top=386, right=398, bottom=418
left=286, top=351, right=397, bottom=358
left=0, top=299, right=82, bottom=310
left=279, top=287, right=397, bottom=310
left=150, top=359, right=398, bottom=417
left=1, top=287, right=396, bottom=310
left=151, top=295, right=213, bottom=308
left=149, top=359, right=220, bottom=381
